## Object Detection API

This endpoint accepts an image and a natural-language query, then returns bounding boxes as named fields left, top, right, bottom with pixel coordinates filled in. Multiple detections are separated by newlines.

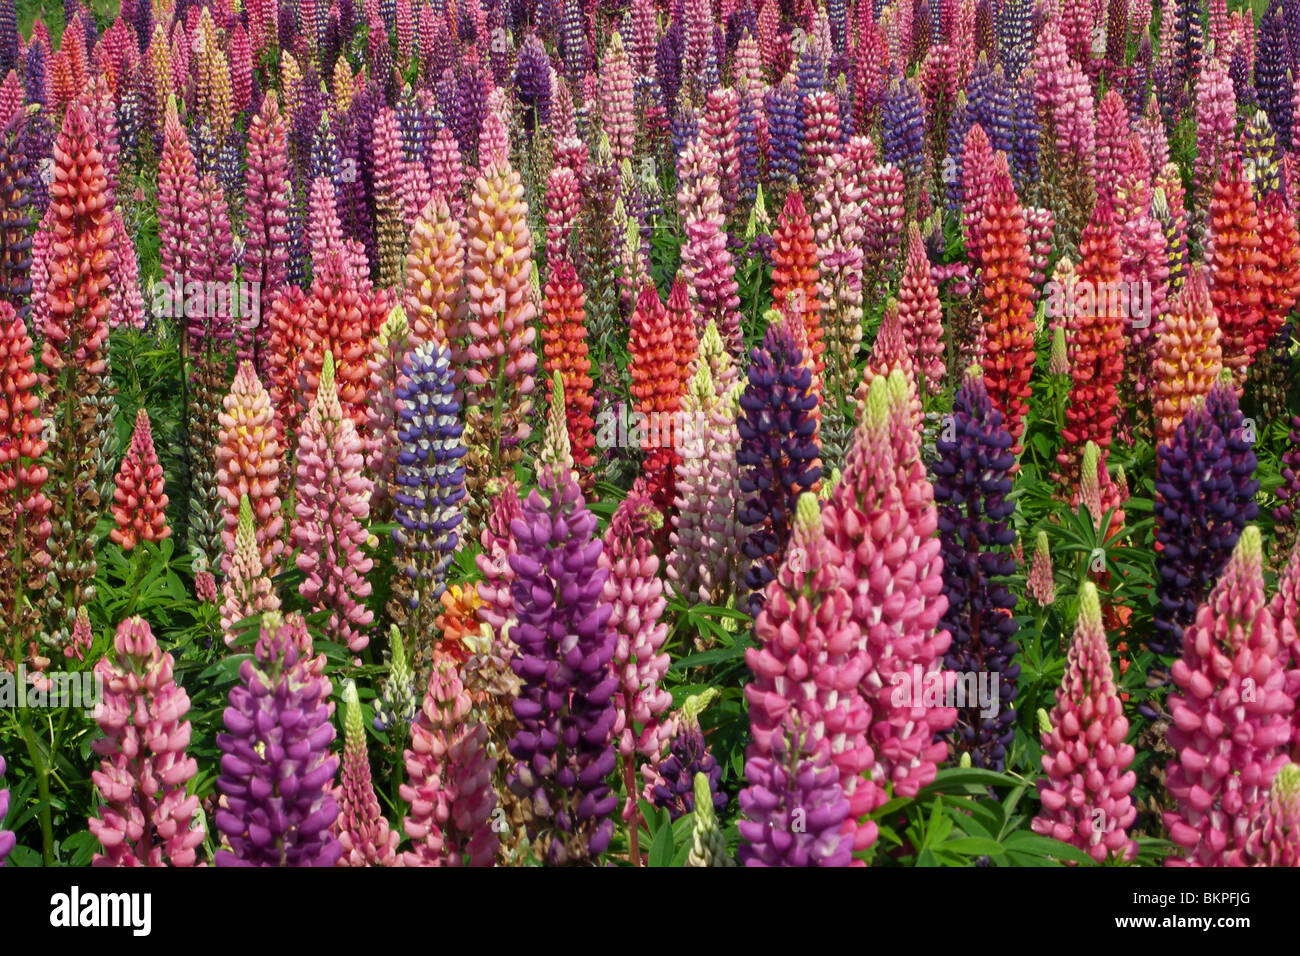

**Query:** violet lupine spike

left=215, top=611, right=342, bottom=867
left=736, top=317, right=822, bottom=615
left=1032, top=582, right=1138, bottom=863
left=1165, top=527, right=1294, bottom=866
left=400, top=648, right=499, bottom=866
left=651, top=692, right=727, bottom=821
left=334, top=681, right=401, bottom=866
left=601, top=485, right=671, bottom=763
left=506, top=463, right=618, bottom=865
left=89, top=616, right=204, bottom=867
left=738, top=722, right=853, bottom=867
left=881, top=77, right=925, bottom=184
left=392, top=340, right=467, bottom=628
left=291, top=351, right=375, bottom=655
left=1152, top=386, right=1256, bottom=657
left=514, top=33, right=552, bottom=131
left=933, top=371, right=1020, bottom=771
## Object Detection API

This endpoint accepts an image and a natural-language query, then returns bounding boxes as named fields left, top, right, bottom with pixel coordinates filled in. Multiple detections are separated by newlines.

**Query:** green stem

left=18, top=711, right=54, bottom=866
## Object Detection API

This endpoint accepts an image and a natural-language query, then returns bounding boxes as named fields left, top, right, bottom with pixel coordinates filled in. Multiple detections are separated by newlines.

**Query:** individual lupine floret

left=335, top=681, right=400, bottom=866
left=220, top=496, right=280, bottom=646
left=746, top=491, right=877, bottom=855
left=977, top=151, right=1034, bottom=449
left=216, top=361, right=284, bottom=572
left=934, top=370, right=1019, bottom=770
left=109, top=408, right=170, bottom=550
left=1028, top=531, right=1055, bottom=606
left=401, top=647, right=498, bottom=866
left=506, top=420, right=618, bottom=865
left=897, top=222, right=945, bottom=395
left=215, top=611, right=342, bottom=867
left=89, top=616, right=203, bottom=866
left=601, top=485, right=671, bottom=766
left=390, top=341, right=466, bottom=635
left=1031, top=582, right=1138, bottom=863
left=1164, top=527, right=1294, bottom=866
left=291, top=352, right=375, bottom=654
left=628, top=282, right=681, bottom=518
left=736, top=318, right=822, bottom=615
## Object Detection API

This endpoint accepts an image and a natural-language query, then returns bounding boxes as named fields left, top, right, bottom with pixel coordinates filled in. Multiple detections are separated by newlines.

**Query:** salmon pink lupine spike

left=1165, top=527, right=1294, bottom=866
left=335, top=680, right=401, bottom=866
left=291, top=350, right=375, bottom=654
left=89, top=616, right=204, bottom=866
left=109, top=408, right=170, bottom=551
left=1032, top=582, right=1138, bottom=863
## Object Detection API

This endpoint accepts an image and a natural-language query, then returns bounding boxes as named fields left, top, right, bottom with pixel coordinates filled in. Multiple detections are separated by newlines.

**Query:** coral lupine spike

left=770, top=189, right=824, bottom=377
left=1152, top=267, right=1222, bottom=445
left=110, top=408, right=170, bottom=550
left=1032, top=582, right=1138, bottom=863
left=539, top=258, right=596, bottom=488
left=335, top=681, right=401, bottom=866
left=216, top=361, right=284, bottom=572
left=1165, top=527, right=1294, bottom=865
left=1207, top=154, right=1265, bottom=390
left=89, top=616, right=204, bottom=866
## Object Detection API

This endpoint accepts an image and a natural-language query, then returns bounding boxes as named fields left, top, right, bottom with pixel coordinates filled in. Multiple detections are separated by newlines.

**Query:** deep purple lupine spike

left=1257, top=1, right=1294, bottom=148
left=514, top=33, right=552, bottom=132
left=934, top=371, right=1020, bottom=770
left=882, top=77, right=925, bottom=182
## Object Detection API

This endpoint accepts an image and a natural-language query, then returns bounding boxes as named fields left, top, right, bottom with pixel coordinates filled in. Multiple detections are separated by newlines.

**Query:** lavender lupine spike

left=506, top=448, right=618, bottom=865
left=392, top=341, right=467, bottom=630
left=89, top=616, right=204, bottom=866
left=215, top=611, right=342, bottom=867
left=933, top=370, right=1019, bottom=771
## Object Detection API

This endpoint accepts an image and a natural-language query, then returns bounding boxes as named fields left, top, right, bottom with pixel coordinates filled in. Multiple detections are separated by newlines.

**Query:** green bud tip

left=342, top=678, right=359, bottom=707
left=319, top=349, right=336, bottom=394
left=692, top=772, right=716, bottom=822
left=1035, top=529, right=1050, bottom=554
left=865, top=374, right=891, bottom=429
left=794, top=491, right=821, bottom=531
left=681, top=687, right=719, bottom=724
left=959, top=751, right=971, bottom=768
left=1274, top=763, right=1300, bottom=799
left=1236, top=524, right=1263, bottom=564
left=1077, top=580, right=1102, bottom=632
left=1037, top=708, right=1052, bottom=735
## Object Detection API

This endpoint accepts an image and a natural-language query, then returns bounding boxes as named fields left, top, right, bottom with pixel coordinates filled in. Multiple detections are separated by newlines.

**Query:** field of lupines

left=0, top=0, right=1299, bottom=870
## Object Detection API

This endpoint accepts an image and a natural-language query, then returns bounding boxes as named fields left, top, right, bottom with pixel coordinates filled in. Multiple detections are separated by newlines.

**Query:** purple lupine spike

left=456, top=62, right=487, bottom=162
left=881, top=77, right=925, bottom=182
left=934, top=370, right=1020, bottom=771
left=0, top=0, right=16, bottom=78
left=967, top=57, right=1014, bottom=158
left=652, top=709, right=727, bottom=821
left=133, top=0, right=153, bottom=53
left=655, top=19, right=684, bottom=112
left=1152, top=384, right=1259, bottom=656
left=392, top=341, right=467, bottom=617
left=1257, top=1, right=1294, bottom=149
left=311, top=112, right=341, bottom=185
left=507, top=458, right=618, bottom=865
left=995, top=0, right=1032, bottom=80
left=944, top=93, right=971, bottom=213
left=737, top=318, right=822, bottom=615
left=765, top=79, right=801, bottom=184
left=514, top=33, right=552, bottom=132
left=215, top=612, right=343, bottom=867
left=560, top=0, right=587, bottom=84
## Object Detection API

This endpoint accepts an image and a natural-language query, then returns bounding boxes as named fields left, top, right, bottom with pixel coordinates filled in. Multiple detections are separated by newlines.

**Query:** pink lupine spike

left=216, top=360, right=284, bottom=571
left=600, top=32, right=636, bottom=165
left=897, top=222, right=945, bottom=394
left=1032, top=581, right=1137, bottom=863
left=1165, top=527, right=1294, bottom=866
left=65, top=605, right=93, bottom=662
left=291, top=352, right=375, bottom=654
left=1269, top=537, right=1300, bottom=761
left=109, top=208, right=146, bottom=330
left=244, top=91, right=292, bottom=365
left=677, top=137, right=742, bottom=355
left=475, top=478, right=523, bottom=645
left=89, top=616, right=204, bottom=866
left=699, top=86, right=741, bottom=208
left=335, top=681, right=401, bottom=866
left=400, top=648, right=498, bottom=866
left=219, top=495, right=281, bottom=646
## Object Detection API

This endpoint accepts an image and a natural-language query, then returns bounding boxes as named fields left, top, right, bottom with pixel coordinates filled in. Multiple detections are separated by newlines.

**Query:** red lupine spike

left=110, top=409, right=171, bottom=550
left=665, top=274, right=699, bottom=399
left=770, top=189, right=824, bottom=378
left=629, top=282, right=681, bottom=519
left=540, top=258, right=596, bottom=491
left=1208, top=154, right=1266, bottom=390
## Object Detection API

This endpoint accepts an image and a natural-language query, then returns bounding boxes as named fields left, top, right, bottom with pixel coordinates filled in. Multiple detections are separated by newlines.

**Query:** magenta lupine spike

left=0, top=752, right=12, bottom=864
left=216, top=360, right=284, bottom=571
left=601, top=484, right=672, bottom=762
left=1270, top=538, right=1300, bottom=760
left=220, top=495, right=281, bottom=646
left=1027, top=530, right=1055, bottom=606
left=861, top=161, right=905, bottom=283
left=65, top=605, right=93, bottom=661
left=400, top=648, right=498, bottom=866
left=1194, top=55, right=1235, bottom=212
left=1024, top=206, right=1055, bottom=292
left=1119, top=203, right=1169, bottom=399
left=475, top=479, right=523, bottom=644
left=157, top=97, right=201, bottom=291
left=600, top=32, right=635, bottom=165
left=897, top=222, right=945, bottom=394
left=1032, top=582, right=1137, bottom=863
left=960, top=123, right=995, bottom=267
left=243, top=91, right=291, bottom=365
left=699, top=86, right=740, bottom=208
left=1165, top=527, right=1294, bottom=866
left=374, top=106, right=412, bottom=287
left=1093, top=90, right=1131, bottom=210
left=191, top=173, right=235, bottom=342
left=1242, top=763, right=1300, bottom=865
left=291, top=352, right=375, bottom=654
left=307, top=177, right=368, bottom=279
left=746, top=492, right=878, bottom=856
left=802, top=90, right=839, bottom=176
left=677, top=138, right=742, bottom=355
left=89, top=616, right=204, bottom=866
left=335, top=681, right=400, bottom=866
left=823, top=372, right=954, bottom=801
